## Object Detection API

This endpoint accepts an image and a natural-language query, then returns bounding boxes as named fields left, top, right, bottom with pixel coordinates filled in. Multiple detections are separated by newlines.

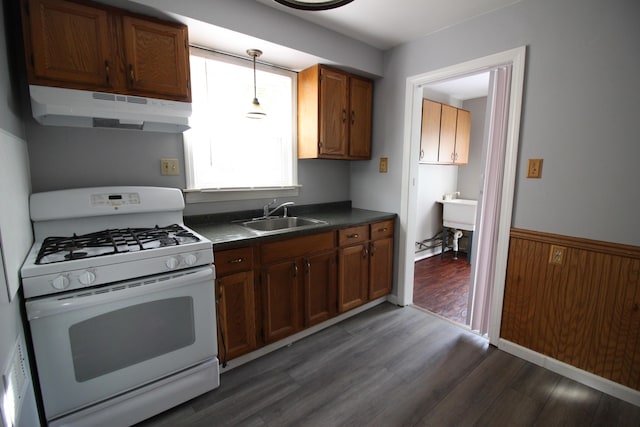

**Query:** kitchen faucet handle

left=263, top=199, right=277, bottom=216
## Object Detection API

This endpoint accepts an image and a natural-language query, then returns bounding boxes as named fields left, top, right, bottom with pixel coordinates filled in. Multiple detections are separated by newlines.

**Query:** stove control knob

left=183, top=254, right=197, bottom=266
left=165, top=257, right=180, bottom=270
left=51, top=275, right=70, bottom=290
left=79, top=271, right=96, bottom=286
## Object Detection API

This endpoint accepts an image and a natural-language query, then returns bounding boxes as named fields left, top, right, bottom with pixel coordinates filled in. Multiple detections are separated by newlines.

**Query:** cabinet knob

left=129, top=64, right=135, bottom=84
left=228, top=258, right=244, bottom=264
left=362, top=248, right=368, bottom=258
left=342, top=109, right=347, bottom=123
left=347, top=233, right=359, bottom=239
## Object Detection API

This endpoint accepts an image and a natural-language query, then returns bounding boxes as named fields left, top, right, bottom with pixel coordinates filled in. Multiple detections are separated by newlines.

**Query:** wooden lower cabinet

left=304, top=250, right=337, bottom=326
left=260, top=231, right=336, bottom=344
left=338, top=224, right=370, bottom=312
left=369, top=220, right=394, bottom=299
left=261, top=260, right=302, bottom=343
left=338, top=243, right=369, bottom=312
left=215, top=271, right=256, bottom=361
left=215, top=219, right=394, bottom=362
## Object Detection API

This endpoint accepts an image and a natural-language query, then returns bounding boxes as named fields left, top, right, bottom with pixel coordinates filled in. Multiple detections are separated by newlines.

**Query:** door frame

left=396, top=46, right=526, bottom=344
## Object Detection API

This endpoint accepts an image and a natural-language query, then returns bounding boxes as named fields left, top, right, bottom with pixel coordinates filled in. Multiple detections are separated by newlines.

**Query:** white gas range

left=21, top=186, right=220, bottom=427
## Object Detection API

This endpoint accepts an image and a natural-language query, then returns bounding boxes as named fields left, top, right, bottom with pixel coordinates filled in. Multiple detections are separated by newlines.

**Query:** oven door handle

left=26, top=266, right=214, bottom=320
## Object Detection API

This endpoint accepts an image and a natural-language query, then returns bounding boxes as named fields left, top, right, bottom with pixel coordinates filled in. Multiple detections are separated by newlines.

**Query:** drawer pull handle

left=228, top=258, right=244, bottom=264
left=378, top=227, right=388, bottom=232
left=348, top=233, right=359, bottom=239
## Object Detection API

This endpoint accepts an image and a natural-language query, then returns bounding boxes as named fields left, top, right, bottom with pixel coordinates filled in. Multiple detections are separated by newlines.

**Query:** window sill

left=184, top=186, right=301, bottom=204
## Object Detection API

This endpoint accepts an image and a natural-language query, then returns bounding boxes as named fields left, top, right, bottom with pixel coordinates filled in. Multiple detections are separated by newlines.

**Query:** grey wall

left=0, top=0, right=39, bottom=425
left=352, top=0, right=640, bottom=246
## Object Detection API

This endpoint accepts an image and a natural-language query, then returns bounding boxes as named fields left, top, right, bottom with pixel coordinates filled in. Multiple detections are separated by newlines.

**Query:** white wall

left=352, top=0, right=640, bottom=246
left=457, top=97, right=488, bottom=199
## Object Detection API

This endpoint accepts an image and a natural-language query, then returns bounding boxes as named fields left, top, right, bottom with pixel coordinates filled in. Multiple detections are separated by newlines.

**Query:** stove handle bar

left=26, top=266, right=214, bottom=320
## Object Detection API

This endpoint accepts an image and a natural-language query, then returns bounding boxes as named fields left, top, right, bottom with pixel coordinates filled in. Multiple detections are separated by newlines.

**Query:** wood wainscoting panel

left=502, top=228, right=640, bottom=391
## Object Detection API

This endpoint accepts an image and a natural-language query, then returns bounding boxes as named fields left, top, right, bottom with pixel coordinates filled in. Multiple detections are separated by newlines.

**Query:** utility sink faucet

left=263, top=199, right=295, bottom=217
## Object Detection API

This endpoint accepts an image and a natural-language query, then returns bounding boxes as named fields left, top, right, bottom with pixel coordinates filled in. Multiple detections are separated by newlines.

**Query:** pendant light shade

left=247, top=49, right=266, bottom=119
left=274, top=0, right=354, bottom=11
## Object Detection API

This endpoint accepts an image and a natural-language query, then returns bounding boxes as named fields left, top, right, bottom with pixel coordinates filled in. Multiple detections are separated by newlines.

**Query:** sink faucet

left=263, top=199, right=295, bottom=217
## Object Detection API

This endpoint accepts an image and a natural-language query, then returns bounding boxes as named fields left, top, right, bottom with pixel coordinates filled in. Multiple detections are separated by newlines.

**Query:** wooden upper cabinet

left=419, top=99, right=441, bottom=163
left=24, top=0, right=112, bottom=88
left=419, top=98, right=471, bottom=165
left=319, top=67, right=349, bottom=157
left=439, top=104, right=458, bottom=163
left=454, top=109, right=471, bottom=164
left=122, top=16, right=190, bottom=99
left=21, top=0, right=191, bottom=102
left=348, top=76, right=373, bottom=159
left=298, top=64, right=373, bottom=160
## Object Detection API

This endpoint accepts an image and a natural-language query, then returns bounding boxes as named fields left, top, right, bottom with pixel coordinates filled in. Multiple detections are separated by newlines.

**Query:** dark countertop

left=185, top=201, right=396, bottom=249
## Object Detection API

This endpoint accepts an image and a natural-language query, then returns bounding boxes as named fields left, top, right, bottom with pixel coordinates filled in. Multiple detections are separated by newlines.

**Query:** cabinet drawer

left=339, top=225, right=369, bottom=246
left=370, top=220, right=394, bottom=240
left=215, top=246, right=254, bottom=276
left=261, top=231, right=336, bottom=265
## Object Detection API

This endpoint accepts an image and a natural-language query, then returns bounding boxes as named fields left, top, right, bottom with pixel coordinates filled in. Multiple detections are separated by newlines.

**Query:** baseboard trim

left=498, top=338, right=640, bottom=407
left=220, top=297, right=388, bottom=373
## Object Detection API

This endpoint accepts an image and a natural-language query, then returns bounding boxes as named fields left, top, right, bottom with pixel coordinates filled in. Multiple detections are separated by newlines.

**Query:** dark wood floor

left=413, top=253, right=471, bottom=324
left=138, top=303, right=640, bottom=427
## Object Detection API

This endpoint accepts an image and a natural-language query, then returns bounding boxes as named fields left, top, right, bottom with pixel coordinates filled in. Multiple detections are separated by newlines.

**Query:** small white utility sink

left=437, top=199, right=478, bottom=231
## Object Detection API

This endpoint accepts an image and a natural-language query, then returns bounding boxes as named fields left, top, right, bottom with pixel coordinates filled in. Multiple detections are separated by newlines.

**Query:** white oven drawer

left=26, top=266, right=217, bottom=421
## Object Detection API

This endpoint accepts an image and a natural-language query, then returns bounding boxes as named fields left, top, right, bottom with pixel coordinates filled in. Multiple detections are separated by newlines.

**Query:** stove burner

left=64, top=251, right=88, bottom=260
left=36, top=224, right=200, bottom=264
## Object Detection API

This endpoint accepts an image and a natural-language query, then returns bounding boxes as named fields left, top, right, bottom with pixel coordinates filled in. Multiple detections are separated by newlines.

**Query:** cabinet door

left=369, top=237, right=393, bottom=299
left=216, top=271, right=256, bottom=361
left=348, top=76, right=372, bottom=159
left=25, top=0, right=111, bottom=88
left=454, top=109, right=471, bottom=165
left=122, top=16, right=190, bottom=100
left=319, top=67, right=348, bottom=157
left=439, top=104, right=458, bottom=163
left=304, top=251, right=337, bottom=326
left=338, top=243, right=369, bottom=312
left=419, top=99, right=441, bottom=163
left=261, top=260, right=301, bottom=343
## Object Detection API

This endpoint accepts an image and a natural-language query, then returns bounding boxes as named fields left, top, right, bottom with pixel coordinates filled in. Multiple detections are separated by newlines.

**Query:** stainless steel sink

left=238, top=216, right=327, bottom=233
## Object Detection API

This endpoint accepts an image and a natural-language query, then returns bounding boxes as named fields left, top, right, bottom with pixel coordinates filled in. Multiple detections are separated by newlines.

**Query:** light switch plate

left=160, top=158, right=180, bottom=176
left=379, top=157, right=388, bottom=173
left=527, top=158, right=543, bottom=178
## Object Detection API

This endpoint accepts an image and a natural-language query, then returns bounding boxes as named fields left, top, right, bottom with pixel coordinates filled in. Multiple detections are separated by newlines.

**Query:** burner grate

left=36, top=224, right=199, bottom=264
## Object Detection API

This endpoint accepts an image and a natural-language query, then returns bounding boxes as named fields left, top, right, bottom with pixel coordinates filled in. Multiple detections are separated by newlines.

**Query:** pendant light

left=246, top=49, right=266, bottom=119
left=274, top=0, right=354, bottom=11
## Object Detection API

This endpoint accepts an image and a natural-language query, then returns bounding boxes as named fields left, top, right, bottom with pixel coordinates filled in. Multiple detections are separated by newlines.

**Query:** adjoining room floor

left=138, top=303, right=640, bottom=426
left=413, top=253, right=471, bottom=324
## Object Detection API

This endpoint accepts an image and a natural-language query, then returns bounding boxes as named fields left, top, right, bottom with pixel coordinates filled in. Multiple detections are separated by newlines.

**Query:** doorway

left=412, top=76, right=490, bottom=326
left=397, top=46, right=526, bottom=344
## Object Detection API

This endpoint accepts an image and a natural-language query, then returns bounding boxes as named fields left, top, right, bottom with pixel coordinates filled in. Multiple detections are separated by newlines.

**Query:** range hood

left=29, top=85, right=191, bottom=133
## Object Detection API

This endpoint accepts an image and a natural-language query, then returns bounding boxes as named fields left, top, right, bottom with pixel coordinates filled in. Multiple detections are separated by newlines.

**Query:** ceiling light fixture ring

left=273, top=0, right=355, bottom=11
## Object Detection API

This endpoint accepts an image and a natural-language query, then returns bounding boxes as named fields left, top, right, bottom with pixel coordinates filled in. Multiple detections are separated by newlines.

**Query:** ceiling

left=256, top=0, right=521, bottom=50
left=120, top=0, right=518, bottom=99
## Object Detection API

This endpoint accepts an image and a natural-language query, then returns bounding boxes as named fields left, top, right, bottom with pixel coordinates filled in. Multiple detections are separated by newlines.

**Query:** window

left=184, top=47, right=298, bottom=202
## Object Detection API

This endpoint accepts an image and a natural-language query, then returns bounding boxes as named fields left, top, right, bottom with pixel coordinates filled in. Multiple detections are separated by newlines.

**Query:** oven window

left=69, top=297, right=195, bottom=382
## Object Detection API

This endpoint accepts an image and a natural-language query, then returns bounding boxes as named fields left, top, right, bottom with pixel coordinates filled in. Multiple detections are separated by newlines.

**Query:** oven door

left=26, top=266, right=217, bottom=421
